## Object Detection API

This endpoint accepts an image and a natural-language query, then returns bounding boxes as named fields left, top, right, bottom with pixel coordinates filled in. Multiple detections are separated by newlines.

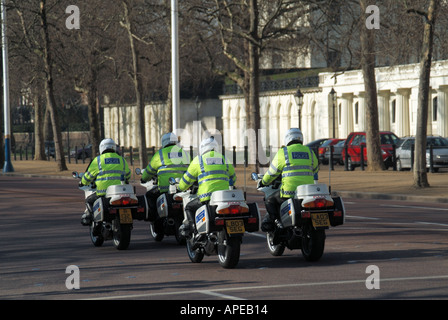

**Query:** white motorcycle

left=73, top=172, right=147, bottom=250
left=252, top=173, right=345, bottom=261
left=171, top=178, right=260, bottom=269
left=135, top=168, right=185, bottom=245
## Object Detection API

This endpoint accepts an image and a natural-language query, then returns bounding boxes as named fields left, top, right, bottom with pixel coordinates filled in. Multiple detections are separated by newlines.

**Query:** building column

left=437, top=85, right=448, bottom=137
left=340, top=93, right=353, bottom=138
left=393, top=88, right=411, bottom=137
left=377, top=91, right=390, bottom=131
left=353, top=92, right=365, bottom=132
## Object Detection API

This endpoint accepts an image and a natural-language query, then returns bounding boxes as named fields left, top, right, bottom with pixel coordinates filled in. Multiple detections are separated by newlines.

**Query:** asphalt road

left=1, top=176, right=447, bottom=306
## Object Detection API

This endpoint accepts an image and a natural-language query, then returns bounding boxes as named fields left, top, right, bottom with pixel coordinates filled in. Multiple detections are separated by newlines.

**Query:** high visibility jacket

left=178, top=151, right=236, bottom=202
left=262, top=143, right=318, bottom=198
left=142, top=145, right=190, bottom=193
left=81, top=152, right=131, bottom=196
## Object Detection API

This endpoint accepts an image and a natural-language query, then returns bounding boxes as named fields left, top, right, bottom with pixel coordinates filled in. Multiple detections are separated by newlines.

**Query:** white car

left=396, top=136, right=448, bottom=172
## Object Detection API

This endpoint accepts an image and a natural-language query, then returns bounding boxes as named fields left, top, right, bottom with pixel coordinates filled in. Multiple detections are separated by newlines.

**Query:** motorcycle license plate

left=119, top=209, right=133, bottom=224
left=226, top=219, right=245, bottom=234
left=311, top=213, right=330, bottom=228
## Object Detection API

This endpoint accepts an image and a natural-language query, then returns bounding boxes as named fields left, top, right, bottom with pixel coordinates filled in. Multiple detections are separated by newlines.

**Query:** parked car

left=396, top=136, right=448, bottom=172
left=342, top=131, right=400, bottom=170
left=44, top=141, right=55, bottom=158
left=318, top=138, right=344, bottom=164
left=324, top=139, right=345, bottom=165
left=75, top=144, right=92, bottom=160
left=305, top=138, right=328, bottom=159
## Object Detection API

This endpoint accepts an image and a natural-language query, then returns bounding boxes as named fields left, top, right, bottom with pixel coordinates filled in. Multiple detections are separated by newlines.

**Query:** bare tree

left=359, top=0, right=385, bottom=171
left=407, top=0, right=440, bottom=188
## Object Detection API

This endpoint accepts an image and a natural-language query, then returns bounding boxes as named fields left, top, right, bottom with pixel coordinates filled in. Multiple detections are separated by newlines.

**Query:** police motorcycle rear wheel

left=112, top=220, right=132, bottom=250
left=301, top=224, right=325, bottom=261
left=217, top=231, right=241, bottom=269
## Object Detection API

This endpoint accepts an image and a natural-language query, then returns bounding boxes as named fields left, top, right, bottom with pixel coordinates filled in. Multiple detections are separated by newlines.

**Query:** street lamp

left=294, top=87, right=304, bottom=130
left=195, top=96, right=201, bottom=121
left=195, top=96, right=201, bottom=155
left=330, top=88, right=337, bottom=138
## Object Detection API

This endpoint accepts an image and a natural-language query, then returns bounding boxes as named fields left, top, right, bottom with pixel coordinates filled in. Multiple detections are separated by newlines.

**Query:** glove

left=257, top=180, right=265, bottom=189
left=141, top=179, right=146, bottom=184
left=78, top=181, right=84, bottom=188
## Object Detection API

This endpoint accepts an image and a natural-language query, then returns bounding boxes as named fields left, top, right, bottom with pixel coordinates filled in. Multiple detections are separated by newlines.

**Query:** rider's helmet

left=284, top=128, right=303, bottom=146
left=199, top=136, right=219, bottom=155
left=161, top=132, right=178, bottom=148
left=99, top=138, right=117, bottom=154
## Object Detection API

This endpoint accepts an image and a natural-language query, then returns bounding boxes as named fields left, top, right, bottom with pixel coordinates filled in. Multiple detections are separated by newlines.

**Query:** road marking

left=84, top=274, right=448, bottom=300
left=380, top=204, right=448, bottom=211
left=198, top=290, right=246, bottom=300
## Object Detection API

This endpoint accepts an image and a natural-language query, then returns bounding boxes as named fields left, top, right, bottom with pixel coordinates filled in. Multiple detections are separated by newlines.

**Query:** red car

left=318, top=138, right=344, bottom=164
left=342, top=131, right=400, bottom=170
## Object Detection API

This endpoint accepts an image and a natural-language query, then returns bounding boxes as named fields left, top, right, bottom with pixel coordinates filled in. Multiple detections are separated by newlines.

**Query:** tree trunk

left=413, top=0, right=439, bottom=188
left=33, top=91, right=46, bottom=160
left=39, top=0, right=67, bottom=171
left=359, top=0, right=384, bottom=171
left=122, top=0, right=148, bottom=167
left=248, top=0, right=260, bottom=171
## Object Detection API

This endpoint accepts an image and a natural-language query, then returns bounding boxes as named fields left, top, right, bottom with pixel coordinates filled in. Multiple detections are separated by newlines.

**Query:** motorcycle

left=135, top=168, right=185, bottom=245
left=171, top=178, right=260, bottom=269
left=251, top=173, right=345, bottom=261
left=73, top=171, right=148, bottom=250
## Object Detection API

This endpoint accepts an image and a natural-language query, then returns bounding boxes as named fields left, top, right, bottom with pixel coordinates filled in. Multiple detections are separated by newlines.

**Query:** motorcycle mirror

left=135, top=168, right=141, bottom=175
left=72, top=171, right=79, bottom=179
left=168, top=177, right=176, bottom=185
left=251, top=172, right=259, bottom=181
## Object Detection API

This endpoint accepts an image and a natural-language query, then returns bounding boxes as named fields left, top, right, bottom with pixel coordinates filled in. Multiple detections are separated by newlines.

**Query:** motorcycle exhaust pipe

left=209, top=234, right=218, bottom=243
left=167, top=218, right=175, bottom=226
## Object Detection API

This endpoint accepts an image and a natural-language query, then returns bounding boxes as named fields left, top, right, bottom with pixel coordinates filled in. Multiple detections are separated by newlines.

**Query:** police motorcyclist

left=141, top=132, right=190, bottom=232
left=178, top=136, right=236, bottom=237
left=80, top=138, right=131, bottom=226
left=260, top=128, right=319, bottom=231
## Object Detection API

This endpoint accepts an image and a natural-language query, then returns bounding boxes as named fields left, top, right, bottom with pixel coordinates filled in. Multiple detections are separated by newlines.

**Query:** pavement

left=2, top=159, right=448, bottom=203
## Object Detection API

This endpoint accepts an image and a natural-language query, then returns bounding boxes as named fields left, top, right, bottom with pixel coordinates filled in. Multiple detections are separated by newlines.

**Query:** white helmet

left=99, top=138, right=116, bottom=154
left=161, top=132, right=178, bottom=148
left=284, top=128, right=303, bottom=146
left=199, top=136, right=219, bottom=155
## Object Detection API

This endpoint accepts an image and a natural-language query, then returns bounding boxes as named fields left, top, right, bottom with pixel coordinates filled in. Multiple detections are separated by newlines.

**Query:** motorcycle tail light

left=217, top=205, right=249, bottom=215
left=173, top=195, right=183, bottom=202
left=215, top=219, right=224, bottom=226
left=248, top=217, right=257, bottom=224
left=111, top=197, right=138, bottom=206
left=303, top=198, right=333, bottom=209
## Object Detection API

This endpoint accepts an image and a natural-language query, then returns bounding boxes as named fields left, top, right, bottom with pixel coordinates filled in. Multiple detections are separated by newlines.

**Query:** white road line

left=84, top=274, right=448, bottom=300
left=380, top=204, right=448, bottom=211
left=199, top=290, right=246, bottom=300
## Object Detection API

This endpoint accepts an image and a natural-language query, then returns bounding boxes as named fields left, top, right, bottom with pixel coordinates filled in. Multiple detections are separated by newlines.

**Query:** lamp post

left=195, top=96, right=201, bottom=153
left=2, top=0, right=13, bottom=172
left=294, top=87, right=304, bottom=130
left=330, top=88, right=337, bottom=138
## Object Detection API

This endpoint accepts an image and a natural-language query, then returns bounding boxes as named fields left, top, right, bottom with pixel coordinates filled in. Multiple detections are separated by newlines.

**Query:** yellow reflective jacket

left=178, top=151, right=236, bottom=202
left=142, top=145, right=190, bottom=192
left=81, top=152, right=131, bottom=196
left=262, top=143, right=318, bottom=198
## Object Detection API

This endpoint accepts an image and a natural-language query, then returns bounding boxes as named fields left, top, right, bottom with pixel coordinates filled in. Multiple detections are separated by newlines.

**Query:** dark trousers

left=264, top=190, right=287, bottom=220
left=86, top=193, right=100, bottom=213
left=145, top=188, right=161, bottom=222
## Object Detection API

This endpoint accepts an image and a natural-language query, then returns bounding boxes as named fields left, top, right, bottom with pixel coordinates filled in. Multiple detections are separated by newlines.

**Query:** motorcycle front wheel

left=301, top=225, right=325, bottom=262
left=266, top=232, right=285, bottom=256
left=89, top=223, right=104, bottom=247
left=217, top=231, right=241, bottom=269
left=186, top=235, right=204, bottom=263
left=149, top=222, right=164, bottom=242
